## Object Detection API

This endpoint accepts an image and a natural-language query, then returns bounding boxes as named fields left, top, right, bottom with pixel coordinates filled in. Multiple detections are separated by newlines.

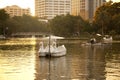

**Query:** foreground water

left=0, top=38, right=120, bottom=80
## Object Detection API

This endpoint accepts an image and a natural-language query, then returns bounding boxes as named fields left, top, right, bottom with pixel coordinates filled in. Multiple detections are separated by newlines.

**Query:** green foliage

left=0, top=9, right=9, bottom=21
left=111, top=14, right=120, bottom=34
left=1, top=2, right=119, bottom=37
left=0, top=9, right=9, bottom=35
left=50, top=14, right=91, bottom=37
left=94, top=2, right=120, bottom=35
left=0, top=11, right=49, bottom=36
left=11, top=15, right=48, bottom=32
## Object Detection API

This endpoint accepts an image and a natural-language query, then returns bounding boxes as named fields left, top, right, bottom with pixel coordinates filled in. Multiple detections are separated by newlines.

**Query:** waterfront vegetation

left=0, top=2, right=120, bottom=39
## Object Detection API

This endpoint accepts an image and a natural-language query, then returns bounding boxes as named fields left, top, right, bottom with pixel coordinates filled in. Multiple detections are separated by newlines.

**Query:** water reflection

left=38, top=57, right=67, bottom=80
left=37, top=44, right=106, bottom=80
left=0, top=38, right=36, bottom=80
left=0, top=38, right=120, bottom=80
left=105, top=43, right=120, bottom=80
left=82, top=46, right=106, bottom=80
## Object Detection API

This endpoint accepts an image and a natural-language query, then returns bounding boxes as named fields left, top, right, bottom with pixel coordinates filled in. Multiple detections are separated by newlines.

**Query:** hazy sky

left=0, top=0, right=35, bottom=15
left=0, top=0, right=119, bottom=16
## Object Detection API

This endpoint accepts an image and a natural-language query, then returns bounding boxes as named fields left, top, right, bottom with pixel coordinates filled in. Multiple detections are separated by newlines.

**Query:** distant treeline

left=0, top=2, right=120, bottom=38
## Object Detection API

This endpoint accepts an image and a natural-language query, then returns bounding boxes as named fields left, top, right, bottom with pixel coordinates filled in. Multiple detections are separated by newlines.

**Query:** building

left=4, top=5, right=30, bottom=17
left=71, top=0, right=106, bottom=21
left=35, top=0, right=71, bottom=19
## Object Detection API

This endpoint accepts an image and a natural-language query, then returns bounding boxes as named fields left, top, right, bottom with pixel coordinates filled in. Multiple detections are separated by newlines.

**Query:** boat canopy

left=42, top=35, right=64, bottom=40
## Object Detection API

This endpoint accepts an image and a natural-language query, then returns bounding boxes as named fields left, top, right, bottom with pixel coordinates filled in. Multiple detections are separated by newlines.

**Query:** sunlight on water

left=35, top=42, right=120, bottom=80
left=0, top=38, right=36, bottom=80
left=105, top=55, right=120, bottom=80
left=0, top=38, right=36, bottom=45
left=0, top=38, right=120, bottom=80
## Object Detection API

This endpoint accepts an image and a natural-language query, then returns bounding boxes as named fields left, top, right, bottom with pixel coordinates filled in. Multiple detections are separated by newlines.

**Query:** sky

left=0, top=0, right=120, bottom=16
left=0, top=0, right=35, bottom=15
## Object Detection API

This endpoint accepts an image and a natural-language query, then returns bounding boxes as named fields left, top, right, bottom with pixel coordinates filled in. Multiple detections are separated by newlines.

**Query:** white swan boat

left=38, top=35, right=66, bottom=57
left=103, top=35, right=112, bottom=43
left=81, top=34, right=113, bottom=46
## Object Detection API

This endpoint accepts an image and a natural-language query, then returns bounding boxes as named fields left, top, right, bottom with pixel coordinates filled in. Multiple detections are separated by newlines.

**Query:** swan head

left=39, top=42, right=43, bottom=45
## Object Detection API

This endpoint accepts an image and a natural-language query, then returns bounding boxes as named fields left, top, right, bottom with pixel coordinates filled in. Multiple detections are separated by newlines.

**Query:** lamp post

left=3, top=27, right=8, bottom=38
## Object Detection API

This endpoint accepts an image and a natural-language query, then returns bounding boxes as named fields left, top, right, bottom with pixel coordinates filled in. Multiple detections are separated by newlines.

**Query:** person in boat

left=90, top=38, right=96, bottom=44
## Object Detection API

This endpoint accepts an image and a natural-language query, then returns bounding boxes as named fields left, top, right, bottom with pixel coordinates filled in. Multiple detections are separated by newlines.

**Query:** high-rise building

left=35, top=0, right=71, bottom=19
left=4, top=5, right=30, bottom=17
left=71, top=0, right=106, bottom=21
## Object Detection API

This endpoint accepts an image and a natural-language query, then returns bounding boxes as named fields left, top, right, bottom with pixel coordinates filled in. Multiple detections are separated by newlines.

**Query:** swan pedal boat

left=38, top=35, right=66, bottom=57
left=38, top=44, right=66, bottom=57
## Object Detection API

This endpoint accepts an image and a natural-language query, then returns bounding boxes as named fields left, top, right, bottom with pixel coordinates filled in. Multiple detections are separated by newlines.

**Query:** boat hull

left=39, top=45, right=66, bottom=57
left=39, top=52, right=46, bottom=57
left=81, top=43, right=102, bottom=46
left=51, top=50, right=66, bottom=57
left=39, top=51, right=66, bottom=57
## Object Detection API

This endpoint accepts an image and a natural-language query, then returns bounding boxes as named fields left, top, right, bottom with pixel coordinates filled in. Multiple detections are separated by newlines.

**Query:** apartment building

left=71, top=0, right=106, bottom=21
left=35, top=0, right=71, bottom=19
left=4, top=5, right=30, bottom=17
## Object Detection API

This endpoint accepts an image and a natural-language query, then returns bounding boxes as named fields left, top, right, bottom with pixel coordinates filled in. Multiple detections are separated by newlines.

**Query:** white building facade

left=35, top=0, right=71, bottom=19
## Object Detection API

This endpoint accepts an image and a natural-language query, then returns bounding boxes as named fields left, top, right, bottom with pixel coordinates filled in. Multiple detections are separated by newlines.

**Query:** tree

left=0, top=9, right=9, bottom=35
left=0, top=9, right=9, bottom=21
left=50, top=14, right=78, bottom=37
left=50, top=14, right=91, bottom=37
left=94, top=10, right=111, bottom=35
left=94, top=2, right=120, bottom=35
left=11, top=15, right=49, bottom=33
left=111, top=14, right=120, bottom=34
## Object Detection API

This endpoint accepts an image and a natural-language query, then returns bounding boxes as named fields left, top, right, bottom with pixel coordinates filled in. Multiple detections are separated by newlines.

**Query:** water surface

left=0, top=38, right=120, bottom=80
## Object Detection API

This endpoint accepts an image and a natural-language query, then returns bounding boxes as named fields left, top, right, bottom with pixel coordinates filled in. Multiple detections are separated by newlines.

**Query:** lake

left=0, top=38, right=120, bottom=80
